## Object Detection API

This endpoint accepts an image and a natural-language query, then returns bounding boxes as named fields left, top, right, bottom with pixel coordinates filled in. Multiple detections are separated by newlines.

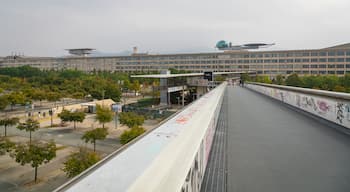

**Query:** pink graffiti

left=317, top=101, right=330, bottom=112
left=176, top=116, right=189, bottom=124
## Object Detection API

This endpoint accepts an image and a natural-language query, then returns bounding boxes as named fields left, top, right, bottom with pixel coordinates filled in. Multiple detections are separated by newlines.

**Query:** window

left=337, top=71, right=344, bottom=74
left=328, top=58, right=335, bottom=62
left=311, top=58, right=318, bottom=62
left=337, top=58, right=345, bottom=62
left=347, top=58, right=350, bottom=62
left=328, top=64, right=335, bottom=68
left=311, top=65, right=318, bottom=68
left=311, top=52, right=318, bottom=56
left=328, top=51, right=336, bottom=56
left=337, top=64, right=344, bottom=68
left=337, top=51, right=345, bottom=56
left=302, top=59, right=309, bottom=62
left=302, top=65, right=309, bottom=68
left=319, top=52, right=327, bottom=56
left=279, top=53, right=286, bottom=57
left=346, top=64, right=350, bottom=68
left=302, top=52, right=310, bottom=57
left=319, top=58, right=327, bottom=62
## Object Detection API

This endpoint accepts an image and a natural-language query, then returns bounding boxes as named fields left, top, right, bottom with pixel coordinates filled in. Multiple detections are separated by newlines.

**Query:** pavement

left=0, top=98, right=164, bottom=192
left=202, top=85, right=350, bottom=192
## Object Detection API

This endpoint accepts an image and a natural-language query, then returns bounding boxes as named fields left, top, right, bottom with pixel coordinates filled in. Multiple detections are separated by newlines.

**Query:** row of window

left=116, top=57, right=350, bottom=65
left=116, top=50, right=350, bottom=61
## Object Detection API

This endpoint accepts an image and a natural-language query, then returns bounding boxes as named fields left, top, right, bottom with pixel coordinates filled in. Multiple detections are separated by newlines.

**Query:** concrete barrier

left=55, top=82, right=226, bottom=192
left=246, top=82, right=350, bottom=130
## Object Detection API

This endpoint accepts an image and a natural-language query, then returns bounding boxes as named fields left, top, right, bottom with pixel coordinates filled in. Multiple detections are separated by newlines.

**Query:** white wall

left=246, top=83, right=350, bottom=129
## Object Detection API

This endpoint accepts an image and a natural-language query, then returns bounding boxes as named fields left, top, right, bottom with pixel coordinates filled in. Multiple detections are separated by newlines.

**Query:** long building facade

left=1, top=43, right=350, bottom=77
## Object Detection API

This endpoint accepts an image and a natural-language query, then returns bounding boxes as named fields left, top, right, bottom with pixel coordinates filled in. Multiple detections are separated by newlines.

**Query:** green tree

left=120, top=126, right=145, bottom=145
left=119, top=112, right=145, bottom=128
left=0, top=137, right=14, bottom=155
left=46, top=92, right=61, bottom=107
left=0, top=95, right=9, bottom=110
left=285, top=73, right=303, bottom=87
left=214, top=75, right=225, bottom=82
left=241, top=73, right=251, bottom=82
left=58, top=110, right=86, bottom=129
left=30, top=89, right=46, bottom=106
left=62, top=147, right=100, bottom=178
left=104, top=83, right=121, bottom=102
left=0, top=117, right=19, bottom=137
left=131, top=80, right=141, bottom=96
left=7, top=92, right=26, bottom=110
left=10, top=141, right=56, bottom=182
left=17, top=118, right=40, bottom=145
left=95, top=105, right=113, bottom=128
left=81, top=128, right=108, bottom=152
left=256, top=76, right=272, bottom=84
left=334, top=85, right=346, bottom=92
left=275, top=75, right=284, bottom=85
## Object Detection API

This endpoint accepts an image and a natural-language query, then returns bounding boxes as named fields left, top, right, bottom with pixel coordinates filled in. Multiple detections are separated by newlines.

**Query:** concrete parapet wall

left=55, top=83, right=226, bottom=192
left=128, top=83, right=226, bottom=192
left=246, top=82, right=350, bottom=129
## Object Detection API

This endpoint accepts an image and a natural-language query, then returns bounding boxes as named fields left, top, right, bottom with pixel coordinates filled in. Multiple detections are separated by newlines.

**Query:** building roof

left=130, top=71, right=256, bottom=78
left=324, top=43, right=350, bottom=50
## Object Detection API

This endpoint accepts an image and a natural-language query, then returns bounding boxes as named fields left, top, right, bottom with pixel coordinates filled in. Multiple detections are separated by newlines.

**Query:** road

left=202, top=86, right=350, bottom=192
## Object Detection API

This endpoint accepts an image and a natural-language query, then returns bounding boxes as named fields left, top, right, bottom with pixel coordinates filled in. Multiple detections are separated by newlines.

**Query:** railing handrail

left=247, top=82, right=350, bottom=100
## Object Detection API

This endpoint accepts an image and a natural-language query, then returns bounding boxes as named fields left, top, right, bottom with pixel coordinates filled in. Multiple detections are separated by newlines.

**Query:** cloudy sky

left=0, top=0, right=349, bottom=56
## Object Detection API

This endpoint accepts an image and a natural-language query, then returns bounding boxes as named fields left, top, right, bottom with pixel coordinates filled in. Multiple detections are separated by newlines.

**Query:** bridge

left=55, top=82, right=350, bottom=192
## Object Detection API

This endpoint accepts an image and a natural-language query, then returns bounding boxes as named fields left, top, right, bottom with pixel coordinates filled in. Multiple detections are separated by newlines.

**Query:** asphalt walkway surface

left=202, top=86, right=350, bottom=192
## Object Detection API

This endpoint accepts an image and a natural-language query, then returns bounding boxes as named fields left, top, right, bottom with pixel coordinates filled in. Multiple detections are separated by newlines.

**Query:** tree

left=81, top=128, right=108, bottom=152
left=10, top=141, right=56, bottom=182
left=46, top=92, right=61, bottom=107
left=0, top=95, right=9, bottom=111
left=0, top=117, right=19, bottom=137
left=131, top=80, right=141, bottom=96
left=58, top=110, right=86, bottom=129
left=120, top=126, right=145, bottom=145
left=30, top=89, right=46, bottom=106
left=104, top=83, right=121, bottom=102
left=119, top=112, right=145, bottom=128
left=17, top=118, right=40, bottom=145
left=276, top=75, right=284, bottom=85
left=7, top=92, right=26, bottom=110
left=241, top=73, right=251, bottom=82
left=95, top=105, right=113, bottom=128
left=256, top=76, right=272, bottom=84
left=285, top=73, right=303, bottom=87
left=62, top=147, right=100, bottom=178
left=0, top=137, right=14, bottom=155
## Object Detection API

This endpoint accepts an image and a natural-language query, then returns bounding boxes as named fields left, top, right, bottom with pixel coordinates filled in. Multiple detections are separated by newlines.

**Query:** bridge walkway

left=202, top=86, right=350, bottom=192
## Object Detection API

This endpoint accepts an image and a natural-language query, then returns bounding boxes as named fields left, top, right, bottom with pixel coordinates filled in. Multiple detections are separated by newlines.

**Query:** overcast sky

left=1, top=0, right=350, bottom=56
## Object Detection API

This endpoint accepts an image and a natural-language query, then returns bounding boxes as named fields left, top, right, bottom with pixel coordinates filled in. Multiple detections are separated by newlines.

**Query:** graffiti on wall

left=246, top=84, right=350, bottom=129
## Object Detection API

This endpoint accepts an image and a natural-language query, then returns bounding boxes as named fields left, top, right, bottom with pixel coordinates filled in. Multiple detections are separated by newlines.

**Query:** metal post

left=182, top=85, right=185, bottom=107
left=115, top=112, right=118, bottom=129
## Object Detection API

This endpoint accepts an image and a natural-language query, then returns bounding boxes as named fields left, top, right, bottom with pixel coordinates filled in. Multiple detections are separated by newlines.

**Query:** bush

left=119, top=112, right=145, bottom=128
left=120, top=126, right=145, bottom=145
left=63, top=147, right=100, bottom=178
